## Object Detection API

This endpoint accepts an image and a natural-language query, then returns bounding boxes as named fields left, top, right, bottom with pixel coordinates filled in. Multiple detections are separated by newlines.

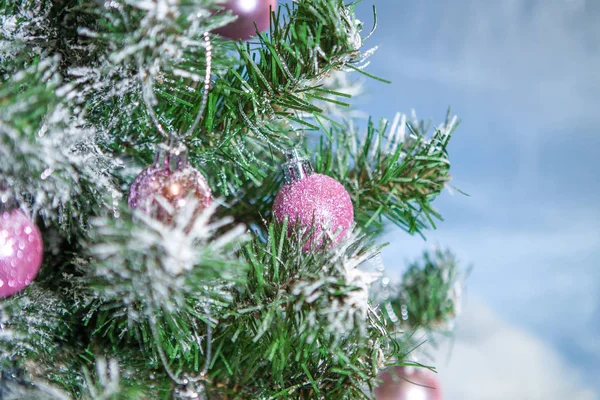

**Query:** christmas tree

left=0, top=1, right=463, bottom=398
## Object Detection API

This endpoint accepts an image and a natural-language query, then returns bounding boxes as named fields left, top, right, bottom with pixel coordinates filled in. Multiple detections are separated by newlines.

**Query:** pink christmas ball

left=214, top=0, right=276, bottom=41
left=375, top=366, right=442, bottom=400
left=128, top=161, right=212, bottom=224
left=0, top=209, right=43, bottom=298
left=272, top=173, right=354, bottom=248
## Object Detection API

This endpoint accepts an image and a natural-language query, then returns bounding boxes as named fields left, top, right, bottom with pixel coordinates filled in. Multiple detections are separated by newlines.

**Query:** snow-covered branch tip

left=87, top=199, right=248, bottom=319
left=290, top=228, right=382, bottom=345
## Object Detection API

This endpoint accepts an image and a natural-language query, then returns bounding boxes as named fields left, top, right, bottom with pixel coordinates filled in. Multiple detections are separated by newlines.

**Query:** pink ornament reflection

left=0, top=210, right=43, bottom=298
left=375, top=367, right=442, bottom=400
left=214, top=0, right=276, bottom=41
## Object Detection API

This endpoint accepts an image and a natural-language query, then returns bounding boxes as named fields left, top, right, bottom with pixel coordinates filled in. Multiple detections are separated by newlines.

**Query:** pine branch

left=0, top=57, right=121, bottom=236
left=0, top=1, right=54, bottom=78
left=0, top=373, right=71, bottom=400
left=198, top=222, right=408, bottom=398
left=315, top=110, right=458, bottom=235
left=0, top=353, right=167, bottom=400
left=81, top=356, right=164, bottom=400
left=196, top=0, right=371, bottom=194
left=0, top=275, right=92, bottom=398
left=84, top=201, right=248, bottom=370
left=385, top=248, right=464, bottom=332
left=0, top=1, right=465, bottom=398
left=49, top=0, right=373, bottom=198
left=0, top=286, right=71, bottom=365
left=226, top=110, right=458, bottom=237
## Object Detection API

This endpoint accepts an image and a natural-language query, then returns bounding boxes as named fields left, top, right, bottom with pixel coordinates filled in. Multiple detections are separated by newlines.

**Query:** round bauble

left=128, top=150, right=212, bottom=223
left=214, top=0, right=276, bottom=41
left=0, top=209, right=43, bottom=298
left=375, top=366, right=442, bottom=400
left=272, top=151, right=353, bottom=249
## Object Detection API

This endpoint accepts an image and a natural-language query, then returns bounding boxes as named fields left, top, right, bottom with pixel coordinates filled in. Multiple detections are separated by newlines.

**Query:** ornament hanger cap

left=283, top=149, right=313, bottom=184
left=154, top=142, right=189, bottom=172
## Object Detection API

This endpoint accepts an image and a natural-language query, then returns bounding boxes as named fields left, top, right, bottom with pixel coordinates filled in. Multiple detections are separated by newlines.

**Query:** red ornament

left=0, top=209, right=43, bottom=298
left=272, top=151, right=354, bottom=249
left=375, top=366, right=442, bottom=400
left=214, top=0, right=276, bottom=41
left=128, top=149, right=212, bottom=223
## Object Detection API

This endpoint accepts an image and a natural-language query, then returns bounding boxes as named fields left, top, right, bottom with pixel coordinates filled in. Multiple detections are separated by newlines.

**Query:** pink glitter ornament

left=272, top=151, right=354, bottom=249
left=128, top=148, right=212, bottom=223
left=375, top=366, right=442, bottom=400
left=214, top=0, right=276, bottom=41
left=0, top=209, right=43, bottom=298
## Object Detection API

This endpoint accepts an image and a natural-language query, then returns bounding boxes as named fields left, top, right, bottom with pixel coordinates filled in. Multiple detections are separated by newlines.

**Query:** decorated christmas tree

left=0, top=1, right=463, bottom=398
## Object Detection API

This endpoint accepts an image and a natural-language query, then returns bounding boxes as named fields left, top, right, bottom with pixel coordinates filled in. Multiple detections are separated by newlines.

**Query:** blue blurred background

left=353, top=1, right=600, bottom=399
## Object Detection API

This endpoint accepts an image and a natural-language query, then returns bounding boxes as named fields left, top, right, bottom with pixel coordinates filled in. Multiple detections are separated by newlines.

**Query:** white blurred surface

left=434, top=300, right=597, bottom=400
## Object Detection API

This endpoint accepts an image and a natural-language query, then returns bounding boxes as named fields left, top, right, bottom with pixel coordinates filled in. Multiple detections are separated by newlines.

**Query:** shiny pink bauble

left=214, top=0, right=276, bottom=40
left=375, top=367, right=442, bottom=400
left=272, top=173, right=354, bottom=249
left=0, top=210, right=43, bottom=298
left=128, top=161, right=212, bottom=224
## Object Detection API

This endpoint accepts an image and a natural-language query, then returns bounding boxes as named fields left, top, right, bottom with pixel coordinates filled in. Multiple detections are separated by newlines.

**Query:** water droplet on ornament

left=0, top=279, right=3, bottom=287
left=382, top=277, right=390, bottom=286
left=17, top=251, right=23, bottom=259
left=24, top=227, right=32, bottom=235
left=8, top=280, right=16, bottom=287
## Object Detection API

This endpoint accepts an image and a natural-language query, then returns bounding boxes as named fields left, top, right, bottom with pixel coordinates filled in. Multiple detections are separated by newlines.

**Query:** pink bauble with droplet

left=375, top=366, right=442, bottom=400
left=273, top=173, right=354, bottom=249
left=0, top=209, right=43, bottom=298
left=214, top=0, right=277, bottom=40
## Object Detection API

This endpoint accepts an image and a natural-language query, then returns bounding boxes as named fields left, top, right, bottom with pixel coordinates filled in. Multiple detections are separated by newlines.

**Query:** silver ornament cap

left=282, top=149, right=313, bottom=184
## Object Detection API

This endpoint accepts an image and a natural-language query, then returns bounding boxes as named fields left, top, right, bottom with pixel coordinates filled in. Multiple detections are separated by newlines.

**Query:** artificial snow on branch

left=85, top=200, right=248, bottom=369
left=0, top=56, right=121, bottom=235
